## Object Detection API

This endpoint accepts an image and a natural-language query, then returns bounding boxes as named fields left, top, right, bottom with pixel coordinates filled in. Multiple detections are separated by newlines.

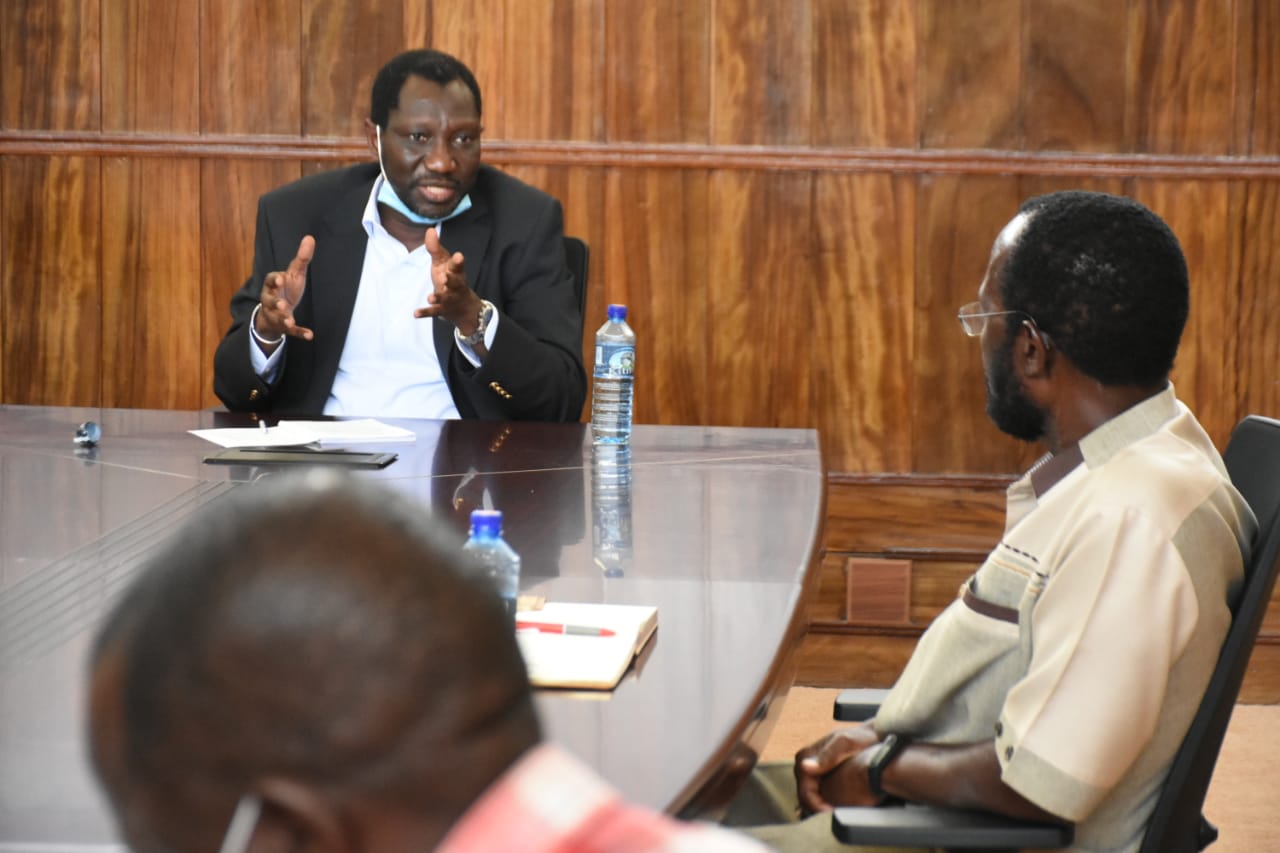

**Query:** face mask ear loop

left=376, top=125, right=387, bottom=182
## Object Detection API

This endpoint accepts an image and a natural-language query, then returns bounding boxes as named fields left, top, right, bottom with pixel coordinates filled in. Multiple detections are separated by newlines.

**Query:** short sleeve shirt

left=873, top=387, right=1255, bottom=852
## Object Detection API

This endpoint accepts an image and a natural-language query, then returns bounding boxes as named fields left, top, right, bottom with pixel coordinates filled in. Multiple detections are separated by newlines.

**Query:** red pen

left=517, top=621, right=616, bottom=637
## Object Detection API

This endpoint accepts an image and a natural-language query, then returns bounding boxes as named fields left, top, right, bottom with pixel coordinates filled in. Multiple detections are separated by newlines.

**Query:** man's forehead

left=991, top=211, right=1030, bottom=259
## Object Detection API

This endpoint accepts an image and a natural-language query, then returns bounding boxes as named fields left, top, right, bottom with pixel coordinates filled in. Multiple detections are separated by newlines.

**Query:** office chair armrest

left=833, top=688, right=890, bottom=722
left=832, top=803, right=1073, bottom=848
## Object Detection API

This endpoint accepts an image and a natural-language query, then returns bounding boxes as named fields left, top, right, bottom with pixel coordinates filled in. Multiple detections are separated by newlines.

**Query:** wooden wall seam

left=3, top=133, right=1280, bottom=179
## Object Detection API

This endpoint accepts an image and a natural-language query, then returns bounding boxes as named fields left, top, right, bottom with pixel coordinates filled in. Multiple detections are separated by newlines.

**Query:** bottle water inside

left=461, top=509, right=521, bottom=620
left=591, top=304, right=636, bottom=445
left=591, top=444, right=633, bottom=578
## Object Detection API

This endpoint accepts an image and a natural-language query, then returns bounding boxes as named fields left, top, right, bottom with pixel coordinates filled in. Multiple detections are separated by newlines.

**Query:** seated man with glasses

left=213, top=49, right=586, bottom=422
left=726, top=190, right=1256, bottom=853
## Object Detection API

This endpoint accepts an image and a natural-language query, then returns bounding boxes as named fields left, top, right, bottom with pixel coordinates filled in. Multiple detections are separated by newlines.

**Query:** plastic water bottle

left=591, top=444, right=633, bottom=578
left=461, top=509, right=521, bottom=620
left=591, top=304, right=636, bottom=445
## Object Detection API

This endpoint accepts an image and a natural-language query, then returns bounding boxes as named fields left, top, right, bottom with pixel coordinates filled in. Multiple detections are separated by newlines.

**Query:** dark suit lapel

left=306, top=173, right=375, bottom=406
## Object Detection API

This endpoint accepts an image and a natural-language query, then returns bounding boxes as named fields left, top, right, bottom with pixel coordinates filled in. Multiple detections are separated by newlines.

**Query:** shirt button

left=994, top=722, right=1003, bottom=737
left=1005, top=746, right=1014, bottom=760
left=249, top=389, right=260, bottom=401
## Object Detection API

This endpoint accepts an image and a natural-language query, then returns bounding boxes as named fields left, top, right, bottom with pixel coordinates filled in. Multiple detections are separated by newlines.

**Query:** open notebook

left=515, top=602, right=658, bottom=690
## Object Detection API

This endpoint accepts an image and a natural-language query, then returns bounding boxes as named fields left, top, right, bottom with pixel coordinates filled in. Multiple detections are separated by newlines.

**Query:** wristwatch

left=867, top=733, right=909, bottom=800
left=460, top=299, right=495, bottom=348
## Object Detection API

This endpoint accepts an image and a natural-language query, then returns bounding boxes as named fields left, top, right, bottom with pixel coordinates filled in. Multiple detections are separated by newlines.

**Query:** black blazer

left=213, top=162, right=586, bottom=422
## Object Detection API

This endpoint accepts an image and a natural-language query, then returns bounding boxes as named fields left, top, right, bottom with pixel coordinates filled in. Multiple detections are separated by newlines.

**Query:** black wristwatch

left=867, top=733, right=909, bottom=800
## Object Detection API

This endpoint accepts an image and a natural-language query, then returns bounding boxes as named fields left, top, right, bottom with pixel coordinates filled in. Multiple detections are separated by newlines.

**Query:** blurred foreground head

left=87, top=470, right=538, bottom=852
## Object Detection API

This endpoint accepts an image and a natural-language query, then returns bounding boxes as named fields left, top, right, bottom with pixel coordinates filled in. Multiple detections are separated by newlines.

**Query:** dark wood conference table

left=0, top=405, right=824, bottom=849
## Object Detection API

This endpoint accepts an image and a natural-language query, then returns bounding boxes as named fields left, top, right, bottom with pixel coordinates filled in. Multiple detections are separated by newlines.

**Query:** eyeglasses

left=957, top=302, right=1037, bottom=337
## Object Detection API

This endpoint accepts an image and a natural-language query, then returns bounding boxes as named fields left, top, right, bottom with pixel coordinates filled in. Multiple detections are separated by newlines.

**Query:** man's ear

left=249, top=778, right=348, bottom=853
left=1014, top=321, right=1054, bottom=380
left=364, top=118, right=379, bottom=159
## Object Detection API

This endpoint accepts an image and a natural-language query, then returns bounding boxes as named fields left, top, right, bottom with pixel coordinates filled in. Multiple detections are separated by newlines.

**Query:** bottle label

left=594, top=343, right=635, bottom=377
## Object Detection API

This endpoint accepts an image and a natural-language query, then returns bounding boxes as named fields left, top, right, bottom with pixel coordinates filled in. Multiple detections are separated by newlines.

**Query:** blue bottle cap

left=607, top=304, right=627, bottom=321
left=469, top=509, right=503, bottom=537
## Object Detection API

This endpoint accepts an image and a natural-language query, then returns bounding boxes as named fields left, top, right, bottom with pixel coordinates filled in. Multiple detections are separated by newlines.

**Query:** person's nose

left=425, top=137, right=455, bottom=174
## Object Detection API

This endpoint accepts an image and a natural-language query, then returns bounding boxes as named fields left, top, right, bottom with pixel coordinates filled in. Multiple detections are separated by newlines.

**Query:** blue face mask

left=375, top=126, right=472, bottom=226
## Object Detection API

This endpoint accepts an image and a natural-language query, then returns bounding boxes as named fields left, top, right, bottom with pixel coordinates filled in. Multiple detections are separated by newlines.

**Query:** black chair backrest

left=563, top=235, right=590, bottom=341
left=1138, top=414, right=1280, bottom=853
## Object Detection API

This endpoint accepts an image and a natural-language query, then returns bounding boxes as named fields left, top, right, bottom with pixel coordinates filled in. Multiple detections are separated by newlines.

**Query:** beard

left=985, top=339, right=1046, bottom=442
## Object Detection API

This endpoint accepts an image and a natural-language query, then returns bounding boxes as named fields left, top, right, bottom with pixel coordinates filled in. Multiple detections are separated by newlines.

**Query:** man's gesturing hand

left=414, top=227, right=483, bottom=335
left=256, top=235, right=316, bottom=347
left=794, top=723, right=883, bottom=814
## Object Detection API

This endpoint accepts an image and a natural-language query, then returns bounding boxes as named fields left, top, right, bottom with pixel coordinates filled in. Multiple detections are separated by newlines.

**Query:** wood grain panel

left=1023, top=0, right=1127, bottom=152
left=0, top=0, right=100, bottom=130
left=824, top=478, right=1006, bottom=554
left=1240, top=0, right=1280, bottom=155
left=918, top=0, right=1020, bottom=149
left=503, top=0, right=603, bottom=140
left=706, top=170, right=816, bottom=428
left=601, top=168, right=710, bottom=427
left=911, top=175, right=1036, bottom=473
left=101, top=159, right=203, bottom=409
left=201, top=0, right=302, bottom=135
left=0, top=157, right=101, bottom=406
left=794, top=629, right=914, bottom=688
left=1127, top=0, right=1236, bottom=155
left=711, top=0, right=813, bottom=146
left=101, top=0, right=199, bottom=132
left=811, top=0, right=917, bottom=148
left=604, top=0, right=710, bottom=144
left=1132, top=180, right=1239, bottom=448
left=813, top=173, right=914, bottom=473
left=428, top=0, right=506, bottom=138
left=1237, top=180, right=1280, bottom=420
left=302, top=0, right=425, bottom=137
left=199, top=160, right=303, bottom=408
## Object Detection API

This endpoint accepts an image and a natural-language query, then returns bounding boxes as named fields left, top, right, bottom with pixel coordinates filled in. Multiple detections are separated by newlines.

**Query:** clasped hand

left=794, top=723, right=884, bottom=814
left=255, top=229, right=484, bottom=347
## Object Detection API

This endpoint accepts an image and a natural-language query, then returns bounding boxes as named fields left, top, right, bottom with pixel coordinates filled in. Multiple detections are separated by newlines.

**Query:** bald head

left=88, top=470, right=539, bottom=852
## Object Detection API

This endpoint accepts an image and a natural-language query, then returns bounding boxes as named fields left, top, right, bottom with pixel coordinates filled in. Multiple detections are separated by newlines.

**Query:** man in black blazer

left=213, top=50, right=586, bottom=422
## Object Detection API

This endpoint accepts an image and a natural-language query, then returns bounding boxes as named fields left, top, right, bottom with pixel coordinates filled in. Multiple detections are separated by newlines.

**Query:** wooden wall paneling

left=0, top=0, right=101, bottom=131
left=201, top=0, right=303, bottom=135
left=1132, top=180, right=1239, bottom=448
left=910, top=175, right=1037, bottom=474
left=1237, top=180, right=1280, bottom=420
left=1239, top=0, right=1279, bottom=154
left=711, top=0, right=814, bottom=146
left=101, top=0, right=199, bottom=132
left=603, top=0, right=710, bottom=144
left=198, top=160, right=304, bottom=408
left=1126, top=0, right=1236, bottom=154
left=1022, top=0, right=1128, bottom=153
left=811, top=0, right=917, bottom=148
left=823, top=478, right=1006, bottom=555
left=601, top=168, right=710, bottom=428
left=101, top=159, right=203, bottom=409
left=302, top=0, right=428, bottom=137
left=503, top=0, right=603, bottom=141
left=812, top=173, right=915, bottom=474
left=0, top=157, right=101, bottom=406
left=918, top=0, right=1021, bottom=149
left=705, top=170, right=816, bottom=428
left=427, top=0, right=507, bottom=139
